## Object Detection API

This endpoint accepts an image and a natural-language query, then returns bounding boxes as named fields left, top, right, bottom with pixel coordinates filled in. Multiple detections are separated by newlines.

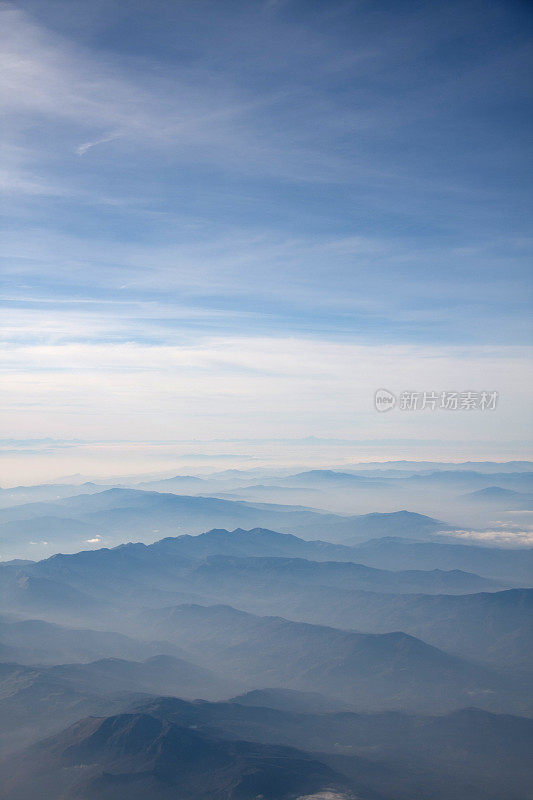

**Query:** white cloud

left=1, top=1, right=531, bottom=483
left=1, top=337, right=531, bottom=445
left=442, top=528, right=533, bottom=546
left=0, top=5, right=347, bottom=186
left=76, top=134, right=121, bottom=156
left=2, top=2, right=471, bottom=192
left=1, top=224, right=527, bottom=336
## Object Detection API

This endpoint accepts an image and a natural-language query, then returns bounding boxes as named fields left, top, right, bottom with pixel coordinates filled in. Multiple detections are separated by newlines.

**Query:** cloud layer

left=1, top=0, right=532, bottom=474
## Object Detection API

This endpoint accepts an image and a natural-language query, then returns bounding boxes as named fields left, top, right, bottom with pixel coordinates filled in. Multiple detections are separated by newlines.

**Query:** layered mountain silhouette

left=344, top=535, right=533, bottom=582
left=0, top=480, right=531, bottom=800
left=1, top=527, right=530, bottom=676
left=0, top=482, right=112, bottom=510
left=139, top=603, right=528, bottom=713
left=0, top=617, right=186, bottom=665
left=2, top=696, right=531, bottom=800
left=4, top=525, right=503, bottom=598
left=0, top=712, right=357, bottom=800
left=0, top=487, right=447, bottom=559
left=135, top=695, right=533, bottom=800
left=0, top=651, right=233, bottom=754
left=459, top=486, right=533, bottom=509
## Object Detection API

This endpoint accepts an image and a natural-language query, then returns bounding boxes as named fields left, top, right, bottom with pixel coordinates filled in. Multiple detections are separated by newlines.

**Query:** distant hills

left=231, top=687, right=354, bottom=713
left=0, top=649, right=233, bottom=754
left=0, top=496, right=531, bottom=800
left=0, top=482, right=112, bottom=510
left=1, top=526, right=530, bottom=677
left=138, top=525, right=533, bottom=583
left=139, top=603, right=529, bottom=714
left=134, top=696, right=533, bottom=800
left=1, top=694, right=531, bottom=800
left=345, top=536, right=533, bottom=583
left=188, top=552, right=502, bottom=594
left=460, top=486, right=533, bottom=509
left=0, top=528, right=508, bottom=627
left=0, top=487, right=448, bottom=560
left=295, top=587, right=533, bottom=676
left=341, top=461, right=533, bottom=473
left=1, top=460, right=533, bottom=800
left=2, top=465, right=533, bottom=561
left=0, top=617, right=185, bottom=665
left=0, top=712, right=355, bottom=800
left=5, top=653, right=228, bottom=702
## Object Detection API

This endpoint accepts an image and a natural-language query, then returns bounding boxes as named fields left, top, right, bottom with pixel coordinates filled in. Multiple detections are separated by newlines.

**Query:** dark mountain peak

left=293, top=469, right=353, bottom=478
left=95, top=487, right=138, bottom=497
left=172, top=602, right=251, bottom=619
left=198, top=526, right=293, bottom=541
left=112, top=541, right=151, bottom=554
left=154, top=475, right=204, bottom=482
left=361, top=510, right=440, bottom=522
left=230, top=687, right=354, bottom=713
left=213, top=526, right=296, bottom=538
left=9, top=711, right=355, bottom=800
left=64, top=712, right=168, bottom=759
left=463, top=486, right=525, bottom=498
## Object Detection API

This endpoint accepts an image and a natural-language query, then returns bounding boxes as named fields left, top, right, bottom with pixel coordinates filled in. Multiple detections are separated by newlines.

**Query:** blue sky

left=1, top=0, right=532, bottom=479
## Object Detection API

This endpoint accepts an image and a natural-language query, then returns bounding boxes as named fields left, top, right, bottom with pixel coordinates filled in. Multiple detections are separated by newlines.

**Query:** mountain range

left=0, top=482, right=531, bottom=799
left=0, top=487, right=449, bottom=560
left=1, top=526, right=531, bottom=676
left=0, top=712, right=356, bottom=800
left=138, top=603, right=530, bottom=714
left=2, top=694, right=531, bottom=800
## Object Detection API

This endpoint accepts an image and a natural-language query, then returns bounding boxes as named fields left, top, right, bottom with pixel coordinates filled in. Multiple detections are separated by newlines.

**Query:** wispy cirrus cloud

left=1, top=223, right=530, bottom=346
left=76, top=133, right=122, bottom=156
left=1, top=337, right=530, bottom=445
left=1, top=4, right=354, bottom=184
left=1, top=0, right=532, bottom=472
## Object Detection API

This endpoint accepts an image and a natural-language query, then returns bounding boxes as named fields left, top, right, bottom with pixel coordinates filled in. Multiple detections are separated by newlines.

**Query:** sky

left=1, top=0, right=532, bottom=481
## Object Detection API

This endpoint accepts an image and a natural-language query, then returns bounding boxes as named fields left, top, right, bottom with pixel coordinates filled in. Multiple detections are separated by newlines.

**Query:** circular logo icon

left=374, top=388, right=396, bottom=412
